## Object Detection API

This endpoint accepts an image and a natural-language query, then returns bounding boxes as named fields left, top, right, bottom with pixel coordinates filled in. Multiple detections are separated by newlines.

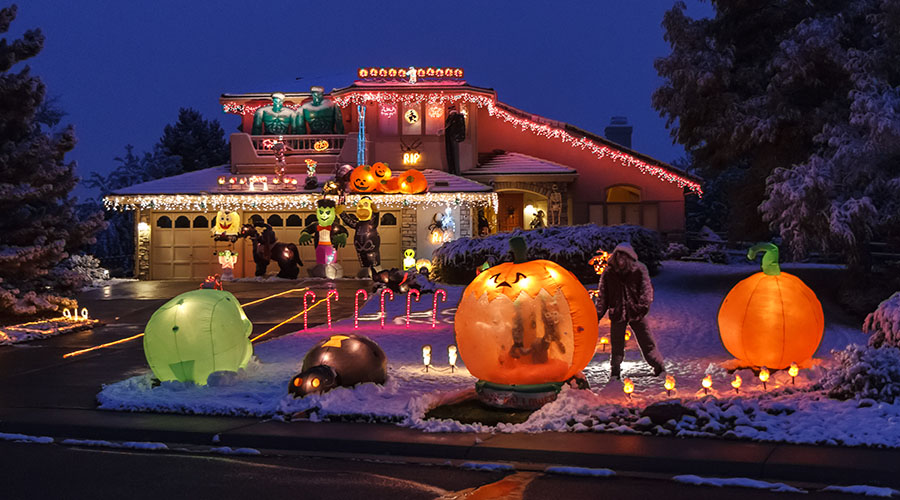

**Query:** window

left=192, top=215, right=209, bottom=228
left=606, top=185, right=641, bottom=203
left=425, top=105, right=444, bottom=135
left=380, top=213, right=397, bottom=226
left=286, top=214, right=303, bottom=227
left=267, top=214, right=284, bottom=226
left=402, top=103, right=422, bottom=135
left=174, top=216, right=190, bottom=228
left=248, top=214, right=264, bottom=226
left=156, top=216, right=172, bottom=228
left=379, top=103, right=398, bottom=136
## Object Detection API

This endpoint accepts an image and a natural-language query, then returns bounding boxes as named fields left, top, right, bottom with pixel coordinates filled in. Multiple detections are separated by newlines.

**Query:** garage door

left=240, top=210, right=401, bottom=278
left=151, top=213, right=227, bottom=280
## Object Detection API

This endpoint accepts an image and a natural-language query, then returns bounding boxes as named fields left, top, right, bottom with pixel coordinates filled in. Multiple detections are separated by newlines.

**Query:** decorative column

left=136, top=210, right=151, bottom=280
left=459, top=206, right=473, bottom=238
left=401, top=207, right=417, bottom=252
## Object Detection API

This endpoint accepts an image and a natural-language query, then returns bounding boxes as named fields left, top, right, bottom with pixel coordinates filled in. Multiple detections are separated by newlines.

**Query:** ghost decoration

left=288, top=334, right=387, bottom=397
left=143, top=289, right=253, bottom=385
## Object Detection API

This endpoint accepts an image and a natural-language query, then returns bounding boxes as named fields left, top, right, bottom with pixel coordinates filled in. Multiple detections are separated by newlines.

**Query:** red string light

left=406, top=289, right=420, bottom=328
left=303, top=291, right=316, bottom=330
left=325, top=289, right=339, bottom=329
left=354, top=289, right=368, bottom=329
left=432, top=289, right=447, bottom=328
left=380, top=288, right=394, bottom=328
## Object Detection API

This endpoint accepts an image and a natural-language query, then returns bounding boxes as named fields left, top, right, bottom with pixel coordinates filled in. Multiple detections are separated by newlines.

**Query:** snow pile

left=60, top=438, right=168, bottom=450
left=821, top=485, right=899, bottom=497
left=97, top=262, right=892, bottom=448
left=544, top=466, right=615, bottom=477
left=673, top=475, right=805, bottom=493
left=0, top=432, right=53, bottom=444
left=865, top=292, right=900, bottom=349
left=0, top=317, right=99, bottom=345
left=209, top=446, right=261, bottom=455
left=820, top=344, right=900, bottom=403
left=461, top=462, right=515, bottom=472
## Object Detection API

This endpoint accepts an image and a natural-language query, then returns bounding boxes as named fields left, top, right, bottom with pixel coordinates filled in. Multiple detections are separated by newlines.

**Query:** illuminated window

left=606, top=185, right=641, bottom=203
left=402, top=103, right=422, bottom=135
left=379, top=103, right=398, bottom=136
left=425, top=105, right=444, bottom=135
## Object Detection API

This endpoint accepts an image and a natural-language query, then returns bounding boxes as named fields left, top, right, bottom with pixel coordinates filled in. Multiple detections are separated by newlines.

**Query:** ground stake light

left=759, top=367, right=770, bottom=391
left=789, top=362, right=799, bottom=385
left=422, top=344, right=432, bottom=372
left=599, top=336, right=609, bottom=352
left=701, top=374, right=712, bottom=395
left=623, top=378, right=634, bottom=399
left=718, top=243, right=824, bottom=369
left=732, top=374, right=742, bottom=394
left=664, top=375, right=675, bottom=396
left=448, top=344, right=458, bottom=372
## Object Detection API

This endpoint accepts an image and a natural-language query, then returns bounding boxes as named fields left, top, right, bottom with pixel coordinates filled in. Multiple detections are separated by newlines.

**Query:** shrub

left=820, top=344, right=900, bottom=403
left=431, top=224, right=664, bottom=284
left=689, top=244, right=729, bottom=264
left=57, top=254, right=110, bottom=288
left=864, top=292, right=900, bottom=348
left=665, top=242, right=691, bottom=260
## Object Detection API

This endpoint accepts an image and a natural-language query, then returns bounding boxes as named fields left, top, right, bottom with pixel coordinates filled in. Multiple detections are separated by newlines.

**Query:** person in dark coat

left=594, top=242, right=665, bottom=379
left=442, top=106, right=466, bottom=175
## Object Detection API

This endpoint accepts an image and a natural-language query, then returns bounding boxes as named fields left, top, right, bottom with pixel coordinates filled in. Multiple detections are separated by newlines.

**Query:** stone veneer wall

left=459, top=206, right=473, bottom=238
left=401, top=207, right=417, bottom=251
left=136, top=210, right=151, bottom=280
left=491, top=181, right=569, bottom=226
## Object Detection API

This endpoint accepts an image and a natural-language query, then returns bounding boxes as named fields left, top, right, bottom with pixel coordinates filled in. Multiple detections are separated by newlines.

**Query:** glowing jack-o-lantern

left=371, top=162, right=391, bottom=181
left=717, top=243, right=824, bottom=369
left=313, top=140, right=329, bottom=152
left=350, top=165, right=377, bottom=192
left=455, top=237, right=598, bottom=385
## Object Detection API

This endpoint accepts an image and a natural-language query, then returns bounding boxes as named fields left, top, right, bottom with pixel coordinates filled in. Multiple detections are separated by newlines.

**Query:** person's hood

left=612, top=242, right=638, bottom=262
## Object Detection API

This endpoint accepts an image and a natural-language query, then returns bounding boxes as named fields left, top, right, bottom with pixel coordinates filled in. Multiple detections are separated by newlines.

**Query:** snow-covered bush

left=56, top=254, right=110, bottom=288
left=665, top=242, right=691, bottom=260
left=689, top=244, right=729, bottom=264
left=820, top=344, right=900, bottom=403
left=431, top=224, right=664, bottom=284
left=864, top=292, right=900, bottom=349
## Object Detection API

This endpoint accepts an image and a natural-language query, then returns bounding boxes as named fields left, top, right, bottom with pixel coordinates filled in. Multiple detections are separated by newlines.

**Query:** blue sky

left=13, top=0, right=712, bottom=199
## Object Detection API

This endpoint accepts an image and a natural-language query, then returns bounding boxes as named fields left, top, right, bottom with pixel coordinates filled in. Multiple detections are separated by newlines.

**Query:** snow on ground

left=673, top=475, right=806, bottom=493
left=821, top=485, right=899, bottom=497
left=544, top=466, right=615, bottom=477
left=98, top=261, right=897, bottom=448
left=0, top=432, right=53, bottom=444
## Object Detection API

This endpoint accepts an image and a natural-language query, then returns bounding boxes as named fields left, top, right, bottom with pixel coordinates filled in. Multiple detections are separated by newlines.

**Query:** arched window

left=380, top=213, right=397, bottom=226
left=156, top=216, right=172, bottom=228
left=606, top=185, right=641, bottom=203
left=248, top=214, right=264, bottom=226
left=286, top=214, right=303, bottom=227
left=267, top=214, right=284, bottom=226
left=174, top=216, right=191, bottom=228
left=305, top=214, right=318, bottom=226
left=192, top=215, right=209, bottom=228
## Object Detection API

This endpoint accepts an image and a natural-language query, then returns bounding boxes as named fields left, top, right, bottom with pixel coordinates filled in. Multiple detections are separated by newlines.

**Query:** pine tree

left=654, top=1, right=900, bottom=264
left=159, top=107, right=229, bottom=173
left=0, top=5, right=105, bottom=318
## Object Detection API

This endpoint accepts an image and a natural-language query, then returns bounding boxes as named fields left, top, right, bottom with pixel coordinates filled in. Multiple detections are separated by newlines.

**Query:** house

left=105, top=67, right=700, bottom=280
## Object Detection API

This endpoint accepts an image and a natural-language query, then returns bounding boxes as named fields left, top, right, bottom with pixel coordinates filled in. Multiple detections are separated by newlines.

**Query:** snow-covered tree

left=159, top=107, right=229, bottom=173
left=865, top=292, right=900, bottom=350
left=0, top=5, right=104, bottom=318
left=654, top=1, right=900, bottom=262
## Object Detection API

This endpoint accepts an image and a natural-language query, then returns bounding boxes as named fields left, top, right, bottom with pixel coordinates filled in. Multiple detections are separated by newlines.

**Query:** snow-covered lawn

left=98, top=261, right=899, bottom=447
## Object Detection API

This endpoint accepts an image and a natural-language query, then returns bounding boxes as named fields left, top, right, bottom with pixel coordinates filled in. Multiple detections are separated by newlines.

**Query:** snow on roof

left=422, top=169, right=492, bottom=192
left=465, top=151, right=577, bottom=177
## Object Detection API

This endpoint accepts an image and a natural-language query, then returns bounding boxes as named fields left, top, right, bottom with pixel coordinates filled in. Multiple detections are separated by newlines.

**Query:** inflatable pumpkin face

left=455, top=237, right=598, bottom=385
left=371, top=162, right=391, bottom=181
left=718, top=243, right=824, bottom=369
left=350, top=165, right=376, bottom=192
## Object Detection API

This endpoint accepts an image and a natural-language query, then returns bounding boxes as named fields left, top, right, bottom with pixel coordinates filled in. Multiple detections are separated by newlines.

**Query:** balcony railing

left=250, top=134, right=346, bottom=155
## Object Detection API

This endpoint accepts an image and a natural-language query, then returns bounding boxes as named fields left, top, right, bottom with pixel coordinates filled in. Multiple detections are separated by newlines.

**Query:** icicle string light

left=325, top=290, right=339, bottom=329
left=380, top=288, right=394, bottom=328
left=330, top=91, right=703, bottom=196
left=432, top=289, right=447, bottom=328
left=406, top=289, right=420, bottom=328
left=354, top=289, right=368, bottom=329
left=303, top=291, right=317, bottom=330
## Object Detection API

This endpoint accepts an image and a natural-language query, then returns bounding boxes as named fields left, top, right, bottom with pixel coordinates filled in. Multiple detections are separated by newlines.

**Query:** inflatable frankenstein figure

left=252, top=92, right=295, bottom=135
left=299, top=199, right=348, bottom=278
left=295, top=86, right=343, bottom=134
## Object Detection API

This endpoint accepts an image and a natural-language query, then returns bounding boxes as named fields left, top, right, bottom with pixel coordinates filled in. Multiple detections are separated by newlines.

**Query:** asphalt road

left=0, top=440, right=865, bottom=500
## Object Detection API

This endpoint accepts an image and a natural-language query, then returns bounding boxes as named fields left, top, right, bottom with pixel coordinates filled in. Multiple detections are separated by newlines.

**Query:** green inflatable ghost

left=143, top=289, right=253, bottom=385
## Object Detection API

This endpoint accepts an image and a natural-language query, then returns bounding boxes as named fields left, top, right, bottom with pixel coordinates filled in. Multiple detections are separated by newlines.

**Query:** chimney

left=604, top=116, right=632, bottom=149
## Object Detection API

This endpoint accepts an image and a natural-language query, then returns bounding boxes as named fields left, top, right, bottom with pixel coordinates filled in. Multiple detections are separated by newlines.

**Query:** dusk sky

left=15, top=0, right=713, bottom=199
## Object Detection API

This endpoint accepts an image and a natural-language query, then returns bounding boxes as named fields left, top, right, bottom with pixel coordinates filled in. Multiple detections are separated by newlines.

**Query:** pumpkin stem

left=509, top=236, right=528, bottom=264
left=747, top=243, right=781, bottom=276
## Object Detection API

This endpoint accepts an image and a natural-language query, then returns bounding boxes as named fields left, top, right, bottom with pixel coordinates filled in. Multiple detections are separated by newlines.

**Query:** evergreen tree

left=654, top=1, right=900, bottom=265
left=0, top=5, right=104, bottom=317
left=159, top=107, right=229, bottom=173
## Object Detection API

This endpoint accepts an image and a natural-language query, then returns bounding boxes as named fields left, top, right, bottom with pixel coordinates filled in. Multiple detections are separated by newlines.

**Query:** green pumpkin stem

left=747, top=242, right=781, bottom=276
left=509, top=236, right=528, bottom=264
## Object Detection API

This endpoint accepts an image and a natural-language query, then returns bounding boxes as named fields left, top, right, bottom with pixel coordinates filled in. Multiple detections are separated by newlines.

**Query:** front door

left=498, top=192, right=524, bottom=232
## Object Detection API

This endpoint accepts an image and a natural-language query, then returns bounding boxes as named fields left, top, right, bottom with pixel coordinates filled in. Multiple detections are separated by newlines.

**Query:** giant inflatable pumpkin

left=718, top=243, right=824, bottom=369
left=454, top=237, right=598, bottom=386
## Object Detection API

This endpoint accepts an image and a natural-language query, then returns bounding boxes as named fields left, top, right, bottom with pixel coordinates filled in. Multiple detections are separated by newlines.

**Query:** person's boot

left=610, top=365, right=621, bottom=380
left=653, top=363, right=665, bottom=377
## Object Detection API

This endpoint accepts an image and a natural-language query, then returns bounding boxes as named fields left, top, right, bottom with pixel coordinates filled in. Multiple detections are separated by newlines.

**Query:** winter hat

left=612, top=242, right=638, bottom=261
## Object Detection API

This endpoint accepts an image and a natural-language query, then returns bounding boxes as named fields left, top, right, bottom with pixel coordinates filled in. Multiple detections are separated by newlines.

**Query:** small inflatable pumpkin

left=398, top=169, right=428, bottom=194
left=350, top=165, right=376, bottom=192
left=455, top=237, right=598, bottom=385
left=717, top=243, right=824, bottom=369
left=376, top=176, right=402, bottom=194
left=371, top=162, right=391, bottom=181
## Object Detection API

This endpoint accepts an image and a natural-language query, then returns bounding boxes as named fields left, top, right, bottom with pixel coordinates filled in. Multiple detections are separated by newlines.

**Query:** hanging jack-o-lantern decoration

left=398, top=169, right=428, bottom=194
left=718, top=243, right=824, bottom=369
left=455, top=237, right=599, bottom=391
left=313, top=140, right=329, bottom=152
left=350, top=165, right=377, bottom=192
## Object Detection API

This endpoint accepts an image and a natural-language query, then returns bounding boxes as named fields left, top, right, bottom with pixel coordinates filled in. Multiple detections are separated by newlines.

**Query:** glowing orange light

left=759, top=367, right=770, bottom=382
left=311, top=378, right=320, bottom=388
left=293, top=377, right=302, bottom=387
left=788, top=362, right=799, bottom=378
left=701, top=374, right=712, bottom=394
left=403, top=152, right=421, bottom=166
left=732, top=374, right=742, bottom=393
left=623, top=378, right=634, bottom=397
left=625, top=330, right=632, bottom=341
left=217, top=176, right=226, bottom=185
left=313, top=140, right=329, bottom=152
left=665, top=375, right=675, bottom=392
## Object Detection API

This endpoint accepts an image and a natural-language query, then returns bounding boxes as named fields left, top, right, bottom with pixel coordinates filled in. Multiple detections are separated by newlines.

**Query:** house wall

left=474, top=108, right=686, bottom=235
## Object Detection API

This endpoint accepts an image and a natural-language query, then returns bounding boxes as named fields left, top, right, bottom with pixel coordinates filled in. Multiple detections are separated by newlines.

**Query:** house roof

left=111, top=166, right=490, bottom=196
left=466, top=151, right=577, bottom=177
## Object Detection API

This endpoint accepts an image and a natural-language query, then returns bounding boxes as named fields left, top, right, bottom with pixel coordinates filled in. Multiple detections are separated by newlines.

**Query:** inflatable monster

left=288, top=334, right=387, bottom=397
